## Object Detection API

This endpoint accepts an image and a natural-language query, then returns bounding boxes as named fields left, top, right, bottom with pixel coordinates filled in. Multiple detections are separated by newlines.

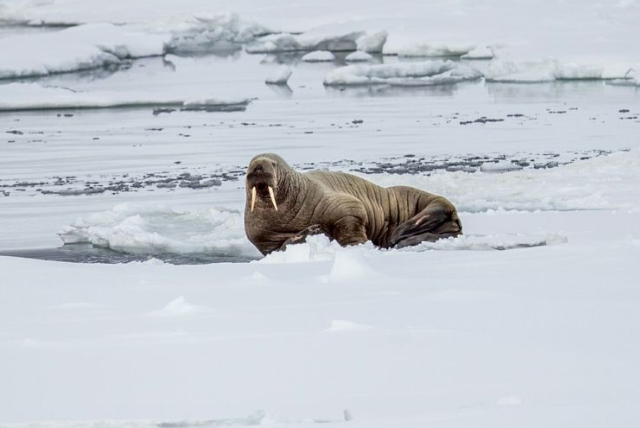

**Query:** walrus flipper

left=277, top=224, right=328, bottom=251
left=390, top=204, right=460, bottom=248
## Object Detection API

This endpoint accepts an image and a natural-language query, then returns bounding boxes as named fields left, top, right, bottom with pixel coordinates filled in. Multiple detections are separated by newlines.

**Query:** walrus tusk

left=268, top=186, right=278, bottom=211
left=250, top=186, right=257, bottom=212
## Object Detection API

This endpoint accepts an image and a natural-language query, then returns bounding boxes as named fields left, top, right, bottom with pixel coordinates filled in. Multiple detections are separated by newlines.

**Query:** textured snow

left=148, top=296, right=209, bottom=317
left=301, top=50, right=336, bottom=62
left=0, top=83, right=251, bottom=111
left=59, top=204, right=261, bottom=259
left=324, top=61, right=482, bottom=86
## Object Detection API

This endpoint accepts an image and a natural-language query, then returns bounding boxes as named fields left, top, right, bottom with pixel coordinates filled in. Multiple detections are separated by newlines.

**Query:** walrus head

left=246, top=153, right=286, bottom=212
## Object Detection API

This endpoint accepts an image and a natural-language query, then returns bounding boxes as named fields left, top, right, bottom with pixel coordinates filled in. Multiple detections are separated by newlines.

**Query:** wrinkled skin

left=244, top=153, right=462, bottom=255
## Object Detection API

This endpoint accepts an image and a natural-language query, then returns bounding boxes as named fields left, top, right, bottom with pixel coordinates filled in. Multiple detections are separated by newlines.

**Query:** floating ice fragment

left=0, top=83, right=252, bottom=112
left=247, top=30, right=386, bottom=54
left=302, top=50, right=336, bottom=62
left=324, top=60, right=482, bottom=86
left=345, top=51, right=373, bottom=62
left=265, top=65, right=293, bottom=84
left=384, top=40, right=476, bottom=57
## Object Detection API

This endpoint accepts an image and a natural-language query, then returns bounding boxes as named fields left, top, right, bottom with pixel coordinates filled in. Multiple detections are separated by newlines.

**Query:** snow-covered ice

left=324, top=61, right=482, bottom=86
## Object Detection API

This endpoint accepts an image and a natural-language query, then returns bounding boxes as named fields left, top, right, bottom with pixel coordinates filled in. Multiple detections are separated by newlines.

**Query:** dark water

left=0, top=244, right=255, bottom=265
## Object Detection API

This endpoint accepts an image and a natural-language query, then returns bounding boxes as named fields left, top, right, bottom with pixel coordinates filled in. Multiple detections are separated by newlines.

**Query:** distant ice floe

left=0, top=13, right=269, bottom=79
left=485, top=58, right=633, bottom=83
left=0, top=409, right=349, bottom=427
left=345, top=51, right=373, bottom=62
left=324, top=60, right=482, bottom=86
left=59, top=204, right=261, bottom=259
left=265, top=65, right=293, bottom=84
left=0, top=83, right=251, bottom=111
left=162, top=12, right=271, bottom=54
left=384, top=40, right=477, bottom=57
left=0, top=23, right=165, bottom=79
left=301, top=50, right=335, bottom=62
left=246, top=30, right=387, bottom=53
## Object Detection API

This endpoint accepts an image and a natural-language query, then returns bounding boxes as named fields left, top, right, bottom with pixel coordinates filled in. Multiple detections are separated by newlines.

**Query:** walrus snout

left=246, top=159, right=279, bottom=212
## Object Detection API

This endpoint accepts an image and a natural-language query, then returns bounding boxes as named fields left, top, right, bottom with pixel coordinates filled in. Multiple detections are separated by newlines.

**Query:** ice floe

left=0, top=83, right=251, bottom=111
left=265, top=65, right=292, bottom=85
left=345, top=51, right=373, bottom=62
left=0, top=23, right=166, bottom=79
left=323, top=60, right=482, bottom=86
left=162, top=12, right=271, bottom=54
left=246, top=30, right=387, bottom=54
left=485, top=58, right=633, bottom=83
left=301, top=50, right=336, bottom=62
left=384, top=40, right=477, bottom=57
left=0, top=13, right=269, bottom=79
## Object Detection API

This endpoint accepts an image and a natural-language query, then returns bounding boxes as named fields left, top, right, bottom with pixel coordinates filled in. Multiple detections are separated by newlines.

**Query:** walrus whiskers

left=268, top=186, right=278, bottom=211
left=251, top=186, right=257, bottom=212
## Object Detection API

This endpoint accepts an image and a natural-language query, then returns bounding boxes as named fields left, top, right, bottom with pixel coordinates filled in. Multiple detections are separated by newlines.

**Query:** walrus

left=244, top=153, right=462, bottom=255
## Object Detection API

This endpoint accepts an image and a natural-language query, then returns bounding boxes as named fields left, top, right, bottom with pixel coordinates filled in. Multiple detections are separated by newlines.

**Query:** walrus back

left=303, top=171, right=439, bottom=247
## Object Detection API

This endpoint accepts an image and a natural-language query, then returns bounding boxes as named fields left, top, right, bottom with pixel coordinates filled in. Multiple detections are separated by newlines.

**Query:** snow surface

left=324, top=61, right=482, bottom=86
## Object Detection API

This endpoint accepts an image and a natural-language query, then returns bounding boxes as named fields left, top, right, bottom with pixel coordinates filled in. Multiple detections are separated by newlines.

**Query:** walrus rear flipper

left=390, top=204, right=461, bottom=248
